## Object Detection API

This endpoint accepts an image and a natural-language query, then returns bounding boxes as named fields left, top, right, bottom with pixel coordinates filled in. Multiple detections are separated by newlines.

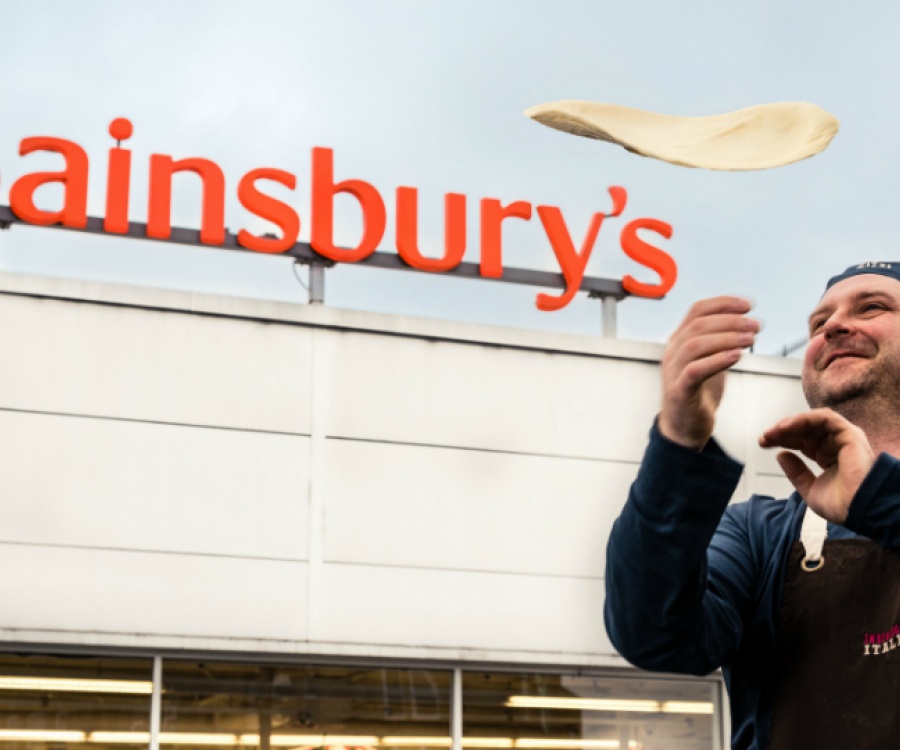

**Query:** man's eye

left=810, top=319, right=825, bottom=332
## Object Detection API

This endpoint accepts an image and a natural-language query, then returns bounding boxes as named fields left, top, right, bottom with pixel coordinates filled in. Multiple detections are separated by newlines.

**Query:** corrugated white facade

left=0, top=271, right=806, bottom=667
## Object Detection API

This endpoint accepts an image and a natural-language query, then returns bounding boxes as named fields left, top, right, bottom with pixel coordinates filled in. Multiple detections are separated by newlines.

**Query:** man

left=604, top=262, right=900, bottom=750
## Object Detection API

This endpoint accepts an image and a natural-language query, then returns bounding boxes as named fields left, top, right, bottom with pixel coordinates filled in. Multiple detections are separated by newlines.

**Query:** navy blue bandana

left=826, top=262, right=900, bottom=291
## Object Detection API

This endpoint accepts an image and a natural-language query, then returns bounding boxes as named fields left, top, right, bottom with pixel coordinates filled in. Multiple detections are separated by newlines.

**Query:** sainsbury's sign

left=2, top=118, right=677, bottom=311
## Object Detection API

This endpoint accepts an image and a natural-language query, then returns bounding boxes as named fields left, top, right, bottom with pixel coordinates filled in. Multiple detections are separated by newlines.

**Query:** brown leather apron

left=767, top=508, right=900, bottom=749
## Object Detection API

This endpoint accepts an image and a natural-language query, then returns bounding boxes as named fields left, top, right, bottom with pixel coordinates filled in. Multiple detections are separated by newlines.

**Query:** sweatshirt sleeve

left=604, top=423, right=751, bottom=676
left=843, top=452, right=900, bottom=550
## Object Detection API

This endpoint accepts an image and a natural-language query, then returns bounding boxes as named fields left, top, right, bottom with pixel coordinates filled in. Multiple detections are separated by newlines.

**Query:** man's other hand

left=658, top=296, right=759, bottom=450
left=759, top=409, right=876, bottom=524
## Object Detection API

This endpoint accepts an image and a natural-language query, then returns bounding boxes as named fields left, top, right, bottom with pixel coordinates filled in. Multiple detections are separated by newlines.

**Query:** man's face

left=802, top=274, right=900, bottom=412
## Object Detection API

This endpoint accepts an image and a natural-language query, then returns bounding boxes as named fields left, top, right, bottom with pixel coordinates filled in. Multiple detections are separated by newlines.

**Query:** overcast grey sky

left=0, top=1, right=894, bottom=351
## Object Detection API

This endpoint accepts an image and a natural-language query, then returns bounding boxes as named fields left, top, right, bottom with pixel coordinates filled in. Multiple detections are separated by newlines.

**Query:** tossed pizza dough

left=524, top=100, right=839, bottom=171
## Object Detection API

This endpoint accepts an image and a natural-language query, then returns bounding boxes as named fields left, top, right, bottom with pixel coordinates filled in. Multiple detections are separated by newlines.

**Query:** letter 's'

left=237, top=168, right=300, bottom=254
left=620, top=218, right=677, bottom=298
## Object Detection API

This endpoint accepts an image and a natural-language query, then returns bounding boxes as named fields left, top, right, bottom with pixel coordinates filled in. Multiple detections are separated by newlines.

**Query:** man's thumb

left=777, top=451, right=816, bottom=500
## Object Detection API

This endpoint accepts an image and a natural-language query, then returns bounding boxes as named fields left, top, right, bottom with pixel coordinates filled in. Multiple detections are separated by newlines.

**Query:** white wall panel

left=0, top=294, right=313, bottom=434
left=751, top=473, right=797, bottom=501
left=738, top=372, right=808, bottom=474
left=0, top=543, right=307, bottom=640
left=0, top=410, right=310, bottom=560
left=318, top=563, right=610, bottom=656
left=323, top=439, right=636, bottom=577
left=0, top=275, right=809, bottom=664
left=323, top=333, right=660, bottom=462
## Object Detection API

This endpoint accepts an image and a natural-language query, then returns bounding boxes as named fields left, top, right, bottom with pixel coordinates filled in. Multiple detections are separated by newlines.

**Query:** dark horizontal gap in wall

left=326, top=433, right=642, bottom=466
left=323, top=558, right=603, bottom=583
left=0, top=537, right=306, bottom=564
left=0, top=406, right=309, bottom=438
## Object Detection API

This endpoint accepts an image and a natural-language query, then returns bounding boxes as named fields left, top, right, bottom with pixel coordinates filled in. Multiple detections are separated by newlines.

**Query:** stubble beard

left=803, top=351, right=900, bottom=427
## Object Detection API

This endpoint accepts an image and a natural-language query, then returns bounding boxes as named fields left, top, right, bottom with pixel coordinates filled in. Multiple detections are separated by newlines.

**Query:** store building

left=0, top=270, right=805, bottom=750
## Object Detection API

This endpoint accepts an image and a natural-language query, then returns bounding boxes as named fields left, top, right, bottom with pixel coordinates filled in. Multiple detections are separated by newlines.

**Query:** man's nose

left=823, top=311, right=853, bottom=339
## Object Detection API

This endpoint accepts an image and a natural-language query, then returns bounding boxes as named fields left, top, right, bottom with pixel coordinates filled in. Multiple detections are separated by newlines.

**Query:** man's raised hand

left=759, top=409, right=876, bottom=524
left=658, top=296, right=759, bottom=450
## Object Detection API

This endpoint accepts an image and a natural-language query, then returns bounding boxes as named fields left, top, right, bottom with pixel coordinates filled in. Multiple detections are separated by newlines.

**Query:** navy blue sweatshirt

left=604, top=424, right=900, bottom=750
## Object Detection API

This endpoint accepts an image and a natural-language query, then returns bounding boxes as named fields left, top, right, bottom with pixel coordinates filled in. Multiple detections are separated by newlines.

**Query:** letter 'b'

left=311, top=147, right=386, bottom=262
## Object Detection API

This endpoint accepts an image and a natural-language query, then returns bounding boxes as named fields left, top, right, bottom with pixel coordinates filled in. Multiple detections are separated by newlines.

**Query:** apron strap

left=799, top=504, right=828, bottom=571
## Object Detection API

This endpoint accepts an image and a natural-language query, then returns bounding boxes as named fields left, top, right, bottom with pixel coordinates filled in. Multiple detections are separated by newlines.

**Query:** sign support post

left=308, top=263, right=326, bottom=305
left=590, top=289, right=626, bottom=338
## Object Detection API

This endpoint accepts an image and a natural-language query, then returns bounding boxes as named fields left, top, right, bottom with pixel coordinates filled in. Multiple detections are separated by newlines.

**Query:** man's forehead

left=813, top=273, right=900, bottom=315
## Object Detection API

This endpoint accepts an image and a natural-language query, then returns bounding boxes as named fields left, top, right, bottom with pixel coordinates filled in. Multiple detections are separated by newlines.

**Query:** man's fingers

left=668, top=312, right=760, bottom=354
left=667, top=330, right=755, bottom=378
left=662, top=335, right=753, bottom=394
left=675, top=348, right=743, bottom=391
left=679, top=296, right=754, bottom=325
left=759, top=409, right=851, bottom=450
left=657, top=295, right=757, bottom=450
left=665, top=302, right=759, bottom=392
left=776, top=451, right=816, bottom=500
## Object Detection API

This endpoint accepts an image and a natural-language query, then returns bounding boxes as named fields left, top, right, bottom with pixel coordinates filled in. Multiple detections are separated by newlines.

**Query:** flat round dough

left=524, top=100, right=839, bottom=171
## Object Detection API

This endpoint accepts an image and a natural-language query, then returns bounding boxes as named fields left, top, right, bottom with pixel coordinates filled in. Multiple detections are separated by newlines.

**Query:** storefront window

left=0, top=654, right=153, bottom=750
left=462, top=671, right=716, bottom=750
left=161, top=662, right=451, bottom=750
left=0, top=654, right=722, bottom=750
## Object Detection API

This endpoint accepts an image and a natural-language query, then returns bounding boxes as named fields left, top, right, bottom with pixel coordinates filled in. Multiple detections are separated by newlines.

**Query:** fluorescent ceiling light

left=382, top=739, right=451, bottom=747
left=505, top=697, right=657, bottom=713
left=239, top=736, right=378, bottom=747
left=380, top=740, right=512, bottom=749
left=462, top=739, right=514, bottom=748
left=515, top=741, right=619, bottom=749
left=240, top=737, right=320, bottom=747
left=0, top=730, right=88, bottom=742
left=90, top=733, right=150, bottom=744
left=380, top=740, right=616, bottom=750
left=505, top=696, right=713, bottom=715
left=0, top=676, right=153, bottom=694
left=660, top=701, right=714, bottom=715
left=159, top=734, right=239, bottom=746
left=0, top=731, right=624, bottom=750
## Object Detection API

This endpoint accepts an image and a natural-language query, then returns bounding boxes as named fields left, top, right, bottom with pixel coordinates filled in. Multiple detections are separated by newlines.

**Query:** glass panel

left=161, top=662, right=451, bottom=750
left=0, top=654, right=153, bottom=750
left=463, top=671, right=715, bottom=750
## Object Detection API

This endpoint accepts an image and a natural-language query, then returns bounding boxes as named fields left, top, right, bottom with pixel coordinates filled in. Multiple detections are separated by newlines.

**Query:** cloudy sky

left=0, top=1, right=894, bottom=352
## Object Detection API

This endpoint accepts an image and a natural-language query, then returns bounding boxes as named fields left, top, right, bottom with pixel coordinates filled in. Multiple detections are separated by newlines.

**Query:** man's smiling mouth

left=824, top=351, right=868, bottom=368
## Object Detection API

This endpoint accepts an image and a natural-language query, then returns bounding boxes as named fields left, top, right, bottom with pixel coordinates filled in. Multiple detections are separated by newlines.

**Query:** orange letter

left=147, top=154, right=226, bottom=245
left=237, top=168, right=300, bottom=254
left=534, top=187, right=627, bottom=311
left=535, top=207, right=605, bottom=311
left=479, top=198, right=532, bottom=277
left=105, top=117, right=133, bottom=234
left=9, top=136, right=89, bottom=228
left=620, top=218, right=677, bottom=298
left=310, top=147, right=385, bottom=262
left=396, top=188, right=466, bottom=272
